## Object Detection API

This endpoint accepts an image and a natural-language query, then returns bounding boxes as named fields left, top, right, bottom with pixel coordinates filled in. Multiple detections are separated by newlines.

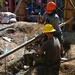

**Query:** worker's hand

left=38, top=20, right=44, bottom=24
left=38, top=50, right=43, bottom=55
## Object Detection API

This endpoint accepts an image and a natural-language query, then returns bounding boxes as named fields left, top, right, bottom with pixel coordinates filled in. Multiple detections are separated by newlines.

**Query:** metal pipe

left=61, top=57, right=75, bottom=63
left=0, top=34, right=43, bottom=60
left=0, top=24, right=14, bottom=31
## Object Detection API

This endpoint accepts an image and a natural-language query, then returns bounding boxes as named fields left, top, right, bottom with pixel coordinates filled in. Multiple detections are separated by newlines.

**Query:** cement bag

left=9, top=18, right=17, bottom=23
left=1, top=16, right=10, bottom=23
left=4, top=12, right=16, bottom=18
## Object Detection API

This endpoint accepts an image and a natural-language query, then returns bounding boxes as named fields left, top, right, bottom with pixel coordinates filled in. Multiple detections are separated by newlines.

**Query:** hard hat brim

left=43, top=29, right=56, bottom=33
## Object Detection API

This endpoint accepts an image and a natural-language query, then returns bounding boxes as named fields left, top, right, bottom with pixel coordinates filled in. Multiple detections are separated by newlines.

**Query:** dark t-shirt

left=41, top=37, right=61, bottom=62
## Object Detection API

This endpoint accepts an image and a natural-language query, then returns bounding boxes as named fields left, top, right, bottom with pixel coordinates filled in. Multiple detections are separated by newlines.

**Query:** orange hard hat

left=45, top=1, right=56, bottom=14
left=31, top=11, right=35, bottom=14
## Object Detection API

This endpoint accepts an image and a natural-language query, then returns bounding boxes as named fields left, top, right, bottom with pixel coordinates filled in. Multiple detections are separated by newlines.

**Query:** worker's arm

left=38, top=17, right=44, bottom=24
left=38, top=12, right=46, bottom=24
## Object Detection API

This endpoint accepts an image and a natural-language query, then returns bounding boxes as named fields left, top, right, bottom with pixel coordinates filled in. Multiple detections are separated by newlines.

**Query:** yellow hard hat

left=43, top=24, right=56, bottom=33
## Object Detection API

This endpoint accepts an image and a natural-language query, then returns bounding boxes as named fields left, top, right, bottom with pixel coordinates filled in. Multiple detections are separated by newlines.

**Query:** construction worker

left=25, top=10, right=37, bottom=22
left=38, top=24, right=61, bottom=75
left=40, top=1, right=64, bottom=57
left=30, top=10, right=37, bottom=22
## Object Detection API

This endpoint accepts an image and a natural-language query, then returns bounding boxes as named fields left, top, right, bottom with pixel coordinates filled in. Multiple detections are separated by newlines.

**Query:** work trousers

left=46, top=60, right=60, bottom=75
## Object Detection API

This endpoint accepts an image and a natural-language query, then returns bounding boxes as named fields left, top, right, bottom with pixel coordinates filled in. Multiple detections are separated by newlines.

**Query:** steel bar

left=61, top=57, right=75, bottom=63
left=0, top=34, right=43, bottom=60
left=0, top=24, right=14, bottom=31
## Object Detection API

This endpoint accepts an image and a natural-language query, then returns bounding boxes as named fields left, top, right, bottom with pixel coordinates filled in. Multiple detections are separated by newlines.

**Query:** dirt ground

left=0, top=21, right=75, bottom=75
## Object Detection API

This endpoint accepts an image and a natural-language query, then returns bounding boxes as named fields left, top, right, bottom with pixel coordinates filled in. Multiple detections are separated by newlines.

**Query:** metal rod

left=0, top=34, right=43, bottom=60
left=61, top=57, right=75, bottom=63
left=0, top=24, right=14, bottom=31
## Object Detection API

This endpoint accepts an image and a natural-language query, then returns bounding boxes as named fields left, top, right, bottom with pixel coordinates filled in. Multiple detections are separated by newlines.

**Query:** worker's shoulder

left=54, top=37, right=60, bottom=44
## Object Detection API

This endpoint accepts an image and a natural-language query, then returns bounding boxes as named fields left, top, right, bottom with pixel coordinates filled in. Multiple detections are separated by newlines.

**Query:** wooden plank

left=17, top=1, right=26, bottom=21
left=64, top=0, right=75, bottom=31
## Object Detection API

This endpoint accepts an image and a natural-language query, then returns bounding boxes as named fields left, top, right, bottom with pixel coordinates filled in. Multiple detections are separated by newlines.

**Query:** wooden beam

left=69, top=0, right=75, bottom=9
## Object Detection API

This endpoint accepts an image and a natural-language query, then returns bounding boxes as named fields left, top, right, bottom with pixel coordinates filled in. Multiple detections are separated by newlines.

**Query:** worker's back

left=41, top=37, right=61, bottom=64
